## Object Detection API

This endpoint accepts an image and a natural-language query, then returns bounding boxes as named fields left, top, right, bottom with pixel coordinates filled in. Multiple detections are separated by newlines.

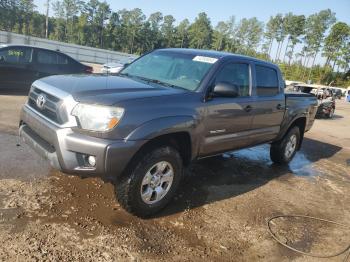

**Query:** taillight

left=85, top=66, right=93, bottom=74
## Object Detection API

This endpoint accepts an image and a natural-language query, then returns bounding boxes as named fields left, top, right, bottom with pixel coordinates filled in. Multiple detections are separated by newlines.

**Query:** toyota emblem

left=36, top=94, right=47, bottom=109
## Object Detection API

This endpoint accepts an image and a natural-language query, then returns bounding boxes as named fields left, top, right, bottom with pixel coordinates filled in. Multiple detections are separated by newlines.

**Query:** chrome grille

left=28, top=87, right=63, bottom=124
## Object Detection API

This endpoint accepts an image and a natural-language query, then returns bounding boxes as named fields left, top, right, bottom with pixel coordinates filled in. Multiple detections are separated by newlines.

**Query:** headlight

left=72, top=103, right=124, bottom=132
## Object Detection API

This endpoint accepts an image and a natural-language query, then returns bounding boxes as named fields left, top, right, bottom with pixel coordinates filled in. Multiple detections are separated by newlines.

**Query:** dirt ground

left=0, top=94, right=349, bottom=261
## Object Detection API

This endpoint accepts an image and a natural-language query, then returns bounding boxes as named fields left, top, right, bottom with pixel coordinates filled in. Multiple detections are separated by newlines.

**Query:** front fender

left=125, top=115, right=199, bottom=140
left=125, top=116, right=202, bottom=160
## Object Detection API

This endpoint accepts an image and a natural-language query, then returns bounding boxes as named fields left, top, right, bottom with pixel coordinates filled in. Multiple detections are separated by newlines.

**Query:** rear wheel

left=270, top=126, right=300, bottom=164
left=115, top=146, right=183, bottom=217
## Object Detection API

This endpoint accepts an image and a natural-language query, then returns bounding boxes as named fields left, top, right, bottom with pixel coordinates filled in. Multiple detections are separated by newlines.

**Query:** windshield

left=120, top=51, right=217, bottom=91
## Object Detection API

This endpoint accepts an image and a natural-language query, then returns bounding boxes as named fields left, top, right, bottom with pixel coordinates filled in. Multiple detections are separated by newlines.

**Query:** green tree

left=19, top=0, right=36, bottom=35
left=272, top=14, right=285, bottom=61
left=51, top=0, right=66, bottom=41
left=262, top=15, right=281, bottom=59
left=225, top=16, right=236, bottom=52
left=29, top=12, right=46, bottom=37
left=338, top=41, right=350, bottom=72
left=303, top=9, right=336, bottom=80
left=0, top=0, right=21, bottom=31
left=175, top=19, right=189, bottom=48
left=235, top=17, right=263, bottom=56
left=118, top=8, right=145, bottom=53
left=284, top=15, right=305, bottom=65
left=95, top=1, right=111, bottom=47
left=62, top=0, right=83, bottom=42
left=188, top=12, right=212, bottom=49
left=104, top=12, right=120, bottom=50
left=147, top=12, right=163, bottom=49
left=212, top=21, right=229, bottom=51
left=322, top=22, right=350, bottom=69
left=161, top=15, right=176, bottom=47
left=76, top=12, right=89, bottom=45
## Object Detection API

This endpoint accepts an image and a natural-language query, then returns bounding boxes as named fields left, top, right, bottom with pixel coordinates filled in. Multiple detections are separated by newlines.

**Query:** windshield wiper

left=146, top=78, right=184, bottom=90
left=119, top=73, right=187, bottom=91
left=119, top=73, right=152, bottom=83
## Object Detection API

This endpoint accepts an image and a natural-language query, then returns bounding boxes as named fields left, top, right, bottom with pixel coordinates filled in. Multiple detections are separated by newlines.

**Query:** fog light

left=87, top=155, right=96, bottom=167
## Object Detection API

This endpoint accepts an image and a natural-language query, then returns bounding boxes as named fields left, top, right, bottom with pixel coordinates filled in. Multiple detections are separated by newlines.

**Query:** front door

left=200, top=61, right=255, bottom=156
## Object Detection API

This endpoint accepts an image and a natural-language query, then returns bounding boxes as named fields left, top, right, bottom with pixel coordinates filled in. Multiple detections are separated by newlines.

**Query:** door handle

left=244, top=105, right=252, bottom=112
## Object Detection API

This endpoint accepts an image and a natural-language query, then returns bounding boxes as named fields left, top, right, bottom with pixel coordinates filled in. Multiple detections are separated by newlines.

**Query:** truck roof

left=156, top=48, right=277, bottom=67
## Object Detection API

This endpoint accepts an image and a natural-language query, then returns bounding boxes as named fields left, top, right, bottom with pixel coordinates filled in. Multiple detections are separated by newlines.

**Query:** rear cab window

left=255, top=65, right=280, bottom=96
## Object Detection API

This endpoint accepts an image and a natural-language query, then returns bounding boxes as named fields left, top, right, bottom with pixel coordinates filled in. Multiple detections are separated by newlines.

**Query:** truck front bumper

left=19, top=105, right=145, bottom=178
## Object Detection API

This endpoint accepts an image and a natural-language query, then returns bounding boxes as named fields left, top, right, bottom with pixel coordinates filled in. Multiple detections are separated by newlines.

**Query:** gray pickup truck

left=19, top=49, right=318, bottom=217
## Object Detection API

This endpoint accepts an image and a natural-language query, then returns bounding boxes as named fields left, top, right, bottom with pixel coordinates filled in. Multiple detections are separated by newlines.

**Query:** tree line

left=0, top=0, right=349, bottom=86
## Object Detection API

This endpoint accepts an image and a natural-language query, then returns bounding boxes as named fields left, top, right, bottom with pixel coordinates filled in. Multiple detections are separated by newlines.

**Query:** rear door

left=56, top=53, right=82, bottom=74
left=33, top=48, right=61, bottom=79
left=249, top=64, right=285, bottom=143
left=33, top=49, right=83, bottom=78
left=200, top=60, right=255, bottom=156
left=0, top=46, right=34, bottom=92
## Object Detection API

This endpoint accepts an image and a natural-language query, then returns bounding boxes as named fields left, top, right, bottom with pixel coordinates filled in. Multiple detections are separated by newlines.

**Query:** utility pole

left=45, top=0, right=50, bottom=38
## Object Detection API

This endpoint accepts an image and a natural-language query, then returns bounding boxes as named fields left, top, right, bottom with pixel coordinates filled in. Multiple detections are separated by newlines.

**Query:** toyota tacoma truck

left=19, top=49, right=318, bottom=217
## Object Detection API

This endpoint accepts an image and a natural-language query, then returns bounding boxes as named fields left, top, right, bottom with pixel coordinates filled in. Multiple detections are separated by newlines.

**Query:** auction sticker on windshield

left=193, top=56, right=218, bottom=64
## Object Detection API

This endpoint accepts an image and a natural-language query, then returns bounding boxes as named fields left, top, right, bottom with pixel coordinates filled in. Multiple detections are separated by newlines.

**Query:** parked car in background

left=0, top=44, right=93, bottom=93
left=330, top=88, right=342, bottom=99
left=101, top=57, right=136, bottom=74
left=297, top=84, right=335, bottom=118
left=101, top=62, right=125, bottom=74
left=285, top=80, right=305, bottom=91
left=346, top=89, right=350, bottom=102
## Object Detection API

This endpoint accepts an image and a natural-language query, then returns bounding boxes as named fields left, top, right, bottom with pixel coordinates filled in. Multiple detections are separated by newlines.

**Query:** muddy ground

left=0, top=94, right=349, bottom=261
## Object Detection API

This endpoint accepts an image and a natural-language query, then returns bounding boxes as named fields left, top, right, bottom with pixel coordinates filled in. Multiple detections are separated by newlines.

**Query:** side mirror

left=212, top=82, right=239, bottom=97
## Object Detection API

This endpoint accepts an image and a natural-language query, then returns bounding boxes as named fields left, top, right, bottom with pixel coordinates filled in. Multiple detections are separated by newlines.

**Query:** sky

left=33, top=0, right=350, bottom=64
left=34, top=0, right=350, bottom=25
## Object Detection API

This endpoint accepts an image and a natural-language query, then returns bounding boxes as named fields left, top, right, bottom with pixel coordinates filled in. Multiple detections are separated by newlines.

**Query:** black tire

left=270, top=126, right=300, bottom=165
left=115, top=146, right=183, bottom=217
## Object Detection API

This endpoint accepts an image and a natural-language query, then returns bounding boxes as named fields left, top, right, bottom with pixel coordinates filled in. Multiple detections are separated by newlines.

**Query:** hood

left=36, top=74, right=186, bottom=106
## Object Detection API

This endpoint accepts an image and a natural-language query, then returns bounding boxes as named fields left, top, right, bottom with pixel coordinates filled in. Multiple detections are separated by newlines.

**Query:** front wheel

left=115, top=146, right=183, bottom=217
left=270, top=126, right=300, bottom=165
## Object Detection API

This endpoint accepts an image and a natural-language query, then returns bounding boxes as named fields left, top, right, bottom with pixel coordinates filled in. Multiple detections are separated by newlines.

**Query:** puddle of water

left=226, top=145, right=271, bottom=163
left=225, top=145, right=321, bottom=177
left=288, top=153, right=322, bottom=177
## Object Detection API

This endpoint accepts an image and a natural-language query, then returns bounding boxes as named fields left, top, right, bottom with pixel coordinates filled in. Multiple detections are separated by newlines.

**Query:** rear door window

left=57, top=54, right=68, bottom=65
left=0, top=47, right=32, bottom=64
left=37, top=49, right=58, bottom=65
left=255, top=65, right=279, bottom=96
